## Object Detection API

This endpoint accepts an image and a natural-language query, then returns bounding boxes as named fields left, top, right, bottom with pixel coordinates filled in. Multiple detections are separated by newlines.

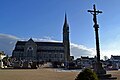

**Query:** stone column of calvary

left=88, top=4, right=106, bottom=74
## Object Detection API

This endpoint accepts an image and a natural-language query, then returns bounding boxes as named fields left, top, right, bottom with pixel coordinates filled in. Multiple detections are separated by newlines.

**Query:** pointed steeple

left=63, top=13, right=70, bottom=63
left=63, top=13, right=69, bottom=28
left=64, top=13, right=67, bottom=24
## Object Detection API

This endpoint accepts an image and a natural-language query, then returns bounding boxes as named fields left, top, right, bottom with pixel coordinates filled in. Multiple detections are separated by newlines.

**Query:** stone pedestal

left=93, top=62, right=106, bottom=74
left=93, top=62, right=117, bottom=80
left=98, top=74, right=117, bottom=80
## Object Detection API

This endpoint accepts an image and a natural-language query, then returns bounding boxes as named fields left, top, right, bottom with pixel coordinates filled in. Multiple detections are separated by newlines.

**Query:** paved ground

left=107, top=70, right=120, bottom=80
left=0, top=68, right=79, bottom=80
left=0, top=68, right=119, bottom=80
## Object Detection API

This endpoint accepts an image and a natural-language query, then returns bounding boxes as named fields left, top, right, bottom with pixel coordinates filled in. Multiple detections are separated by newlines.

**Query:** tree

left=104, top=56, right=108, bottom=61
left=75, top=68, right=98, bottom=80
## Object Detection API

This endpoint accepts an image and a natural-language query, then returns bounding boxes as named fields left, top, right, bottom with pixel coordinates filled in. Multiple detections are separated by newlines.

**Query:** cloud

left=0, top=33, right=96, bottom=59
left=32, top=37, right=62, bottom=42
left=100, top=34, right=120, bottom=59
left=70, top=43, right=96, bottom=58
left=0, top=34, right=19, bottom=55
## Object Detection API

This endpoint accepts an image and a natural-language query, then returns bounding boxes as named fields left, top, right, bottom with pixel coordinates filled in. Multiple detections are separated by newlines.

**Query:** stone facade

left=12, top=39, right=65, bottom=62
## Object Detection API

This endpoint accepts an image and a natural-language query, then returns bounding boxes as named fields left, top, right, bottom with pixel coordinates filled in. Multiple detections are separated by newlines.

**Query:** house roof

left=111, top=55, right=120, bottom=60
left=81, top=56, right=89, bottom=59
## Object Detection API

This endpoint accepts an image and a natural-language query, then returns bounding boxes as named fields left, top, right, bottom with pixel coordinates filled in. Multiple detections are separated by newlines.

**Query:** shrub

left=75, top=68, right=98, bottom=80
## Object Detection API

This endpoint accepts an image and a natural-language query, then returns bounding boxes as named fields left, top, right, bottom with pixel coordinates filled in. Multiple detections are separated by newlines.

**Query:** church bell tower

left=63, top=13, right=70, bottom=62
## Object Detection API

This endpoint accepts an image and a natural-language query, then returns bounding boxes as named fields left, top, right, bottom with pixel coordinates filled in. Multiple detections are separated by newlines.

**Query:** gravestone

left=22, top=61, right=29, bottom=69
left=13, top=61, right=21, bottom=69
left=31, top=62, right=37, bottom=69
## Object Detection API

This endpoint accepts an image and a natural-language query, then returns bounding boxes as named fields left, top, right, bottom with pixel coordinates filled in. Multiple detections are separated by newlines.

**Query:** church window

left=60, top=54, right=63, bottom=58
left=43, top=53, right=45, bottom=58
left=55, top=54, right=57, bottom=58
left=27, top=46, right=33, bottom=57
left=49, top=53, right=51, bottom=58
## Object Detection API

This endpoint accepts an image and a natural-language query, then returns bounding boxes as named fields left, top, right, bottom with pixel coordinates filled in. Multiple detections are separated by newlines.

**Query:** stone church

left=12, top=14, right=70, bottom=63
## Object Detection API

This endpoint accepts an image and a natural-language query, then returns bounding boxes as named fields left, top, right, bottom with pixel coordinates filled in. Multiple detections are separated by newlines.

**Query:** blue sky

left=0, top=0, right=120, bottom=59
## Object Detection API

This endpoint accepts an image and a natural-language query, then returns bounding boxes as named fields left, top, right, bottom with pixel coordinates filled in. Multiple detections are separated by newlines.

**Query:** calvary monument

left=88, top=4, right=117, bottom=80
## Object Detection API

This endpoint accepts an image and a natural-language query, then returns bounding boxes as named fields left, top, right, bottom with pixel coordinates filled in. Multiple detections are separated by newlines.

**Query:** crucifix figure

left=88, top=4, right=102, bottom=63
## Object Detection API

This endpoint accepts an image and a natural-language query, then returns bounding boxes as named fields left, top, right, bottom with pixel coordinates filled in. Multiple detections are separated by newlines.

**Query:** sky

left=0, top=0, right=120, bottom=59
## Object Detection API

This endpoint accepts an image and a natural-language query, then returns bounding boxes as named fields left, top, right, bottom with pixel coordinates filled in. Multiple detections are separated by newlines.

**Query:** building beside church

left=0, top=51, right=6, bottom=68
left=110, top=55, right=120, bottom=69
left=12, top=14, right=70, bottom=63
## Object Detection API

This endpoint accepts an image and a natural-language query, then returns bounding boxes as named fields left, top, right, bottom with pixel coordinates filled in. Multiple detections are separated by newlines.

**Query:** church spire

left=63, top=13, right=69, bottom=41
left=63, top=13, right=70, bottom=63
left=64, top=13, right=67, bottom=24
left=63, top=13, right=69, bottom=28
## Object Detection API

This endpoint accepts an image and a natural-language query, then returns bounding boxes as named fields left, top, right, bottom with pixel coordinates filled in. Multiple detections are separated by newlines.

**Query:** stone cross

left=88, top=4, right=102, bottom=63
left=87, top=5, right=117, bottom=80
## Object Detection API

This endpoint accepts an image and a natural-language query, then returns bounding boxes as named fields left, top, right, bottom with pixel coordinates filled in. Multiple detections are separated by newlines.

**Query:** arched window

left=27, top=46, right=33, bottom=57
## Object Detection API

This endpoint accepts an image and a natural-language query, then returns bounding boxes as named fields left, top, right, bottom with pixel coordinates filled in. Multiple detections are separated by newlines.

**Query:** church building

left=12, top=14, right=70, bottom=63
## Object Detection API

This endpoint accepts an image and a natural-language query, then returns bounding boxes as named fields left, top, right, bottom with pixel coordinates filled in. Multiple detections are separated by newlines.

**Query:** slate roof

left=81, top=56, right=89, bottom=59
left=111, top=55, right=120, bottom=60
left=35, top=42, right=63, bottom=46
left=16, top=41, right=64, bottom=47
left=16, top=41, right=26, bottom=45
